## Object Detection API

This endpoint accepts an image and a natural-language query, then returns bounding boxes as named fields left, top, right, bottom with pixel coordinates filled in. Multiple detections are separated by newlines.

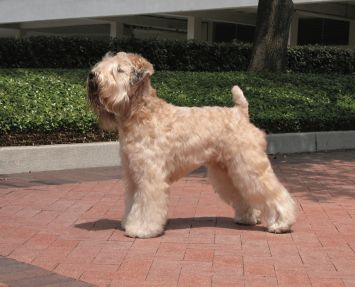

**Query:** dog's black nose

left=88, top=72, right=95, bottom=80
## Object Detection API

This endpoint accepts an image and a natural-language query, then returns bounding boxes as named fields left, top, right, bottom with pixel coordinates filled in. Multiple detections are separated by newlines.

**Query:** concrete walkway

left=0, top=151, right=354, bottom=287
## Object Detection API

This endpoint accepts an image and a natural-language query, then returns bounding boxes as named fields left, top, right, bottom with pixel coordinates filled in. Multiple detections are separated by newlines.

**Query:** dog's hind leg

left=224, top=148, right=296, bottom=233
left=207, top=163, right=260, bottom=225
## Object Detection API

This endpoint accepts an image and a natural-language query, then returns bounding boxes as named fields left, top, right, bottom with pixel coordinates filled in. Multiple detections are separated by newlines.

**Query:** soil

left=0, top=130, right=118, bottom=146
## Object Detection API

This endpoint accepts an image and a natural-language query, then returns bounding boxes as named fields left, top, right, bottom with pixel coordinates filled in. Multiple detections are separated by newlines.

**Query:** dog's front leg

left=124, top=174, right=170, bottom=238
left=121, top=175, right=135, bottom=230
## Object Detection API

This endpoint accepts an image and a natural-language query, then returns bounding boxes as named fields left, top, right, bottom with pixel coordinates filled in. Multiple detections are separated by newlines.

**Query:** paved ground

left=0, top=151, right=354, bottom=287
left=0, top=256, right=93, bottom=287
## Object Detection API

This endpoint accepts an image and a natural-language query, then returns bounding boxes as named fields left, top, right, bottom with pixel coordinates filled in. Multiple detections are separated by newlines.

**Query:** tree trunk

left=248, top=0, right=294, bottom=73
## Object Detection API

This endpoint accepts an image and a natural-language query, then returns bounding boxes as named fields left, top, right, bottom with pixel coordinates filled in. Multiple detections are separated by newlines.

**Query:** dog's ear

left=128, top=54, right=154, bottom=85
left=100, top=71, right=130, bottom=115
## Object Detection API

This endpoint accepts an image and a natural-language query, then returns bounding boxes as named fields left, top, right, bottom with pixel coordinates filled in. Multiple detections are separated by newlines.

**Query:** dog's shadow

left=74, top=217, right=266, bottom=233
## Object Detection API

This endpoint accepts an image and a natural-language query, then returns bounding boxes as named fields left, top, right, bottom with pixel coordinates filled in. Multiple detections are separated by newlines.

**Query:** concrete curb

left=1, top=131, right=354, bottom=175
left=0, top=142, right=121, bottom=175
left=267, top=131, right=355, bottom=154
left=267, top=132, right=316, bottom=154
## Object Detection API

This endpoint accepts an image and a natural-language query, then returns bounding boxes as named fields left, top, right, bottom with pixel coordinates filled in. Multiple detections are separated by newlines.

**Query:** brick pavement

left=0, top=151, right=354, bottom=287
left=0, top=256, right=93, bottom=287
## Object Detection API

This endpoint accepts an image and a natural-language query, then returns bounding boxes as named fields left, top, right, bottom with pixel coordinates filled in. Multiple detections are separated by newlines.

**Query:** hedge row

left=1, top=69, right=354, bottom=146
left=0, top=37, right=354, bottom=73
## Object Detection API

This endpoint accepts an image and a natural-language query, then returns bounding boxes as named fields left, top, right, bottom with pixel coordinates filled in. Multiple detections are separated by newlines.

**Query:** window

left=213, top=22, right=255, bottom=43
left=298, top=18, right=349, bottom=45
left=214, top=22, right=237, bottom=42
left=236, top=24, right=255, bottom=43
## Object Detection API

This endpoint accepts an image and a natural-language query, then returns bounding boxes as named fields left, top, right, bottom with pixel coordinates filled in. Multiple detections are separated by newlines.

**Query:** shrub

left=1, top=69, right=354, bottom=146
left=154, top=71, right=355, bottom=133
left=0, top=36, right=354, bottom=73
left=0, top=69, right=95, bottom=134
left=288, top=45, right=355, bottom=74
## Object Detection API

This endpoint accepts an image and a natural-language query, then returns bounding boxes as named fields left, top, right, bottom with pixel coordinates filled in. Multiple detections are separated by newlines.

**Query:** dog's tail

left=231, top=85, right=249, bottom=117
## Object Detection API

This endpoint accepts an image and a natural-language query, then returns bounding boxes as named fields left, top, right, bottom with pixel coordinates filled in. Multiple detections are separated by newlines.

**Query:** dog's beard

left=99, top=110, right=117, bottom=131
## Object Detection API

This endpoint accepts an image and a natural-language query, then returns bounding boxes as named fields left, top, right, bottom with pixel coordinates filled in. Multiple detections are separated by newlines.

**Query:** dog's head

left=87, top=52, right=154, bottom=130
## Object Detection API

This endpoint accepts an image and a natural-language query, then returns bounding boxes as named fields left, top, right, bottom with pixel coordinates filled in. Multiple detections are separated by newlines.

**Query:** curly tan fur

left=88, top=52, right=296, bottom=238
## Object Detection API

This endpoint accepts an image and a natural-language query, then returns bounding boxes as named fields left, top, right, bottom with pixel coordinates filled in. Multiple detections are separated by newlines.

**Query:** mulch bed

left=0, top=130, right=118, bottom=146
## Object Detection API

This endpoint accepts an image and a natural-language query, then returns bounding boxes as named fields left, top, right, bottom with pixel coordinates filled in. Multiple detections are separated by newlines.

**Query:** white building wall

left=0, top=0, right=258, bottom=24
left=0, top=0, right=353, bottom=45
left=1, top=0, right=348, bottom=25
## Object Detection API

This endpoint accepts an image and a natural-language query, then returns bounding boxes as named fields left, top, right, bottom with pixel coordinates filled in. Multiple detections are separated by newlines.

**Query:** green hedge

left=0, top=37, right=251, bottom=71
left=0, top=37, right=354, bottom=73
left=288, top=46, right=355, bottom=74
left=1, top=69, right=354, bottom=143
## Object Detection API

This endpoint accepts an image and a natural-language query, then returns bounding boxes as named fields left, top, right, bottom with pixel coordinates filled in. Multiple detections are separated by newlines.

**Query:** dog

left=87, top=52, right=296, bottom=238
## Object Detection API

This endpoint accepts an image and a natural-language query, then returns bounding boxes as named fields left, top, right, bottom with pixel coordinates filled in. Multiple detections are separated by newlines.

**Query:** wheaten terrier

left=87, top=52, right=296, bottom=238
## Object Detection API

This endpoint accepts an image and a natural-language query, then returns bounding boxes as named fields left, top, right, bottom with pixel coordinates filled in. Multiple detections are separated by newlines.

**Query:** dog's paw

left=234, top=216, right=259, bottom=226
left=121, top=219, right=126, bottom=230
left=234, top=209, right=261, bottom=226
left=267, top=223, right=292, bottom=234
left=125, top=225, right=164, bottom=239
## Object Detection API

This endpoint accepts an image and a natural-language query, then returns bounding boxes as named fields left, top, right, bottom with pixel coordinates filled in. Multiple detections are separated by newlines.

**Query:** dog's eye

left=117, top=67, right=124, bottom=73
left=131, top=70, right=144, bottom=84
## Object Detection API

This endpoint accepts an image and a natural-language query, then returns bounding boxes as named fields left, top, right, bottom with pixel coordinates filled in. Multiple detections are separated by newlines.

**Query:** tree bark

left=248, top=0, right=294, bottom=73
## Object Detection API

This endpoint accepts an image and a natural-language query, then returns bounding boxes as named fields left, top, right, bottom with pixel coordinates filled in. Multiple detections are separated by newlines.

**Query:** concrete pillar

left=110, top=21, right=124, bottom=38
left=187, top=16, right=202, bottom=41
left=349, top=20, right=355, bottom=46
left=15, top=28, right=27, bottom=38
left=288, top=12, right=299, bottom=46
left=207, top=21, right=214, bottom=43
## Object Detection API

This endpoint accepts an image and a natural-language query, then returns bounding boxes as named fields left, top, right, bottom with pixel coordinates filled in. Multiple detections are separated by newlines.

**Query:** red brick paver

left=0, top=256, right=92, bottom=287
left=0, top=151, right=354, bottom=287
